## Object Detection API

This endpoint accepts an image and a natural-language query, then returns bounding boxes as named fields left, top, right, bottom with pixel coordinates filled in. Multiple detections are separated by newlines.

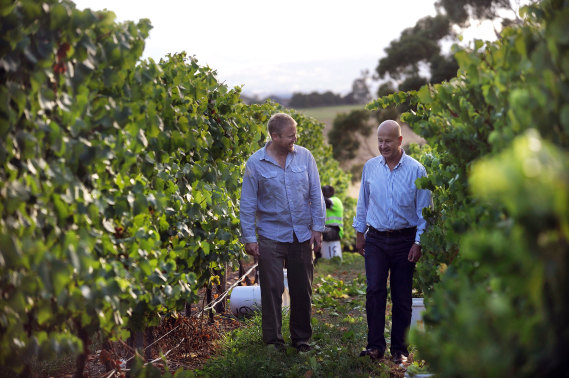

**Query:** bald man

left=353, top=120, right=431, bottom=364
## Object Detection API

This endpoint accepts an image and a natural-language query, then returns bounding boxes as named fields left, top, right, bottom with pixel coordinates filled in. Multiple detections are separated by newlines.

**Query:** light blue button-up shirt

left=240, top=143, right=326, bottom=244
left=353, top=151, right=431, bottom=244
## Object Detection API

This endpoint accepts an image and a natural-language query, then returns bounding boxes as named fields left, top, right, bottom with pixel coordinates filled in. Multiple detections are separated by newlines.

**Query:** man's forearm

left=239, top=211, right=257, bottom=244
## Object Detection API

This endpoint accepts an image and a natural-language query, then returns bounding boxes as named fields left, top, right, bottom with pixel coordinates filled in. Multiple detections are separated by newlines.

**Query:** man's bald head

left=377, top=120, right=402, bottom=137
left=377, top=120, right=403, bottom=163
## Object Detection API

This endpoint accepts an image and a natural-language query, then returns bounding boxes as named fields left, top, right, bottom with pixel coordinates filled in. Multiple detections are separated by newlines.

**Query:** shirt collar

left=260, top=142, right=296, bottom=164
left=380, top=149, right=406, bottom=169
left=260, top=142, right=271, bottom=161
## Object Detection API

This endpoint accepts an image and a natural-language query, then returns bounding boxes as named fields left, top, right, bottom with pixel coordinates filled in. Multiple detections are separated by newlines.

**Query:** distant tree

left=347, top=70, right=372, bottom=105
left=241, top=94, right=290, bottom=106
left=377, top=82, right=396, bottom=98
left=375, top=106, right=400, bottom=125
left=376, top=14, right=451, bottom=85
left=289, top=91, right=345, bottom=108
left=328, top=109, right=372, bottom=162
left=398, top=75, right=429, bottom=92
left=428, top=54, right=461, bottom=84
left=436, top=0, right=517, bottom=25
left=288, top=71, right=369, bottom=109
left=374, top=0, right=530, bottom=95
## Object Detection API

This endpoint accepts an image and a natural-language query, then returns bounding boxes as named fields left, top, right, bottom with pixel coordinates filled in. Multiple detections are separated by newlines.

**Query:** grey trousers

left=258, top=234, right=313, bottom=346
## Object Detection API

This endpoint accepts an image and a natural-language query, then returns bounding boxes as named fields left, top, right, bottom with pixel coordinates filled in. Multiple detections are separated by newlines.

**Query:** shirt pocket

left=397, top=186, right=415, bottom=209
left=259, top=170, right=279, bottom=193
left=290, top=165, right=309, bottom=197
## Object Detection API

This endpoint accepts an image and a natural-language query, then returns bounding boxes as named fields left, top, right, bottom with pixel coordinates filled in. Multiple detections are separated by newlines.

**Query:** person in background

left=239, top=113, right=325, bottom=352
left=353, top=120, right=431, bottom=364
left=316, top=185, right=344, bottom=263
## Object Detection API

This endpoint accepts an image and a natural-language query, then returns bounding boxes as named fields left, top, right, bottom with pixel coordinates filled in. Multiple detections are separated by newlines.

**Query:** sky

left=72, top=0, right=506, bottom=98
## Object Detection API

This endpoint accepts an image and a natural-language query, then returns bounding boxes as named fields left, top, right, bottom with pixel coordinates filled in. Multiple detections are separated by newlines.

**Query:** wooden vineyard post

left=214, top=263, right=227, bottom=314
left=126, top=329, right=145, bottom=370
left=145, top=327, right=154, bottom=361
left=238, top=259, right=255, bottom=286
left=206, top=286, right=214, bottom=323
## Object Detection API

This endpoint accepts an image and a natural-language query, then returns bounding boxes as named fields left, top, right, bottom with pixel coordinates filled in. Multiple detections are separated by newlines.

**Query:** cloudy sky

left=72, top=0, right=506, bottom=97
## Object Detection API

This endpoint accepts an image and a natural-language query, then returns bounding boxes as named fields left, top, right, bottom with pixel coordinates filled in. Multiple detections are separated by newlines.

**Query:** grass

left=194, top=253, right=422, bottom=378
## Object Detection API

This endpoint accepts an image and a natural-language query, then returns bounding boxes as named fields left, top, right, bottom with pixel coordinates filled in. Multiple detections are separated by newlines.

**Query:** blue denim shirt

left=353, top=151, right=431, bottom=244
left=240, top=143, right=326, bottom=244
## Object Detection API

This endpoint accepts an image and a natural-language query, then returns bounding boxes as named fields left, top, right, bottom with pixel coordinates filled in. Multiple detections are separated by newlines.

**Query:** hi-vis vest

left=325, top=196, right=344, bottom=238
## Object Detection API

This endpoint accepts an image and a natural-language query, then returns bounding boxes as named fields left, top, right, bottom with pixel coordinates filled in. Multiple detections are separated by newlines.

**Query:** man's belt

left=367, top=226, right=416, bottom=236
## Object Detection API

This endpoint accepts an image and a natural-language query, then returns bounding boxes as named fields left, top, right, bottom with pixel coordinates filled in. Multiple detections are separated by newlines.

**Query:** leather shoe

left=359, top=348, right=383, bottom=361
left=391, top=353, right=408, bottom=364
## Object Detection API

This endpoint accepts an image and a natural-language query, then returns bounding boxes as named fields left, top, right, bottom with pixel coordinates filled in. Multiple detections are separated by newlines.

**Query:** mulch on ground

left=88, top=314, right=243, bottom=377
left=73, top=261, right=258, bottom=377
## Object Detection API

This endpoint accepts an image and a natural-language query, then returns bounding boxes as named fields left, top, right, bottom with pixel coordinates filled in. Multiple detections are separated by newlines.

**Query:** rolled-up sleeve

left=240, top=162, right=258, bottom=244
left=308, top=153, right=326, bottom=232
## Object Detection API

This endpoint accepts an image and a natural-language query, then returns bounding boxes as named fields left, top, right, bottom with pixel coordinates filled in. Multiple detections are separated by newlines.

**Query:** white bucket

left=321, top=240, right=342, bottom=259
left=230, top=286, right=261, bottom=316
left=411, top=297, right=425, bottom=330
left=229, top=269, right=290, bottom=316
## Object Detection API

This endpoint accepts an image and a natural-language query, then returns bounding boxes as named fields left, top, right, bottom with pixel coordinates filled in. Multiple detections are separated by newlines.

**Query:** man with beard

left=240, top=113, right=325, bottom=352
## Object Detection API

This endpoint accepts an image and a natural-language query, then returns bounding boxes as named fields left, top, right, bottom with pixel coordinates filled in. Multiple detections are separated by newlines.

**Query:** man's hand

left=356, top=232, right=365, bottom=256
left=245, top=242, right=259, bottom=257
left=311, top=231, right=322, bottom=252
left=408, top=243, right=422, bottom=263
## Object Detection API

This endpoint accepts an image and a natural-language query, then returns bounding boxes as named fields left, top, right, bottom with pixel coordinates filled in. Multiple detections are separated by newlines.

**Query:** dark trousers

left=258, top=234, right=313, bottom=346
left=364, top=228, right=415, bottom=356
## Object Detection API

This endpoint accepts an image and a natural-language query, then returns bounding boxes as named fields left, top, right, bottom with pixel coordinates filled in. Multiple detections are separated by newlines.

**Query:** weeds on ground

left=129, top=253, right=430, bottom=377
left=195, top=311, right=392, bottom=378
left=195, top=253, right=405, bottom=377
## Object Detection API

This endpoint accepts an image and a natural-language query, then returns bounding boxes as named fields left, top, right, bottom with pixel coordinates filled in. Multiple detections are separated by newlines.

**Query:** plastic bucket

left=229, top=269, right=290, bottom=316
left=229, top=286, right=261, bottom=316
left=411, top=297, right=425, bottom=330
left=321, top=240, right=342, bottom=259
